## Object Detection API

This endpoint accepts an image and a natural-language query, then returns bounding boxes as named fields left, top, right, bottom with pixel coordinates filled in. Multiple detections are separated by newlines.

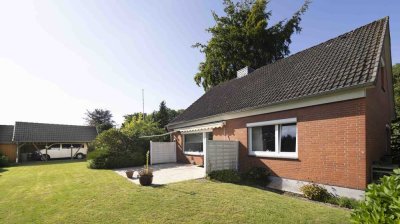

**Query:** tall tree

left=193, top=0, right=310, bottom=91
left=85, top=109, right=115, bottom=133
left=392, top=64, right=400, bottom=114
left=391, top=64, right=400, bottom=152
left=156, top=101, right=170, bottom=128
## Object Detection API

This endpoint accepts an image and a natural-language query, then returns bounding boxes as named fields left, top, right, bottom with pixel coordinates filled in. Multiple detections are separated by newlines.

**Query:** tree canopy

left=391, top=64, right=400, bottom=152
left=85, top=109, right=115, bottom=133
left=392, top=63, right=400, bottom=114
left=193, top=0, right=310, bottom=91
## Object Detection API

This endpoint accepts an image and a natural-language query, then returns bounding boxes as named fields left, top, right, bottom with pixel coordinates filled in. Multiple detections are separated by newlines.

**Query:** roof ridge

left=201, top=17, right=388, bottom=91
left=258, top=16, right=389, bottom=71
left=15, top=121, right=94, bottom=128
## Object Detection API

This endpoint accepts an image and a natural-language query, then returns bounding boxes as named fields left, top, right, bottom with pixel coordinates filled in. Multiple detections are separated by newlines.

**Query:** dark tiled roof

left=13, top=122, right=98, bottom=143
left=0, top=125, right=14, bottom=143
left=170, top=17, right=388, bottom=125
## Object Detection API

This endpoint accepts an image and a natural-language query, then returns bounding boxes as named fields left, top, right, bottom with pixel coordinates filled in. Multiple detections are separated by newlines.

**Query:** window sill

left=248, top=153, right=298, bottom=160
left=184, top=152, right=204, bottom=156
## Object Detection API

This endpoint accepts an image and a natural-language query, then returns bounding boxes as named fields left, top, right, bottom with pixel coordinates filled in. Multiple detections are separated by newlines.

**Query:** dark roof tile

left=170, top=17, right=388, bottom=125
left=0, top=125, right=14, bottom=143
left=13, top=122, right=98, bottom=143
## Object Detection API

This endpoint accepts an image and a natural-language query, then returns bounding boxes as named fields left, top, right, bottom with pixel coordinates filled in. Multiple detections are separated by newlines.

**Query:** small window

left=50, top=144, right=60, bottom=149
left=381, top=67, right=386, bottom=92
left=248, top=118, right=297, bottom=159
left=280, top=123, right=296, bottom=152
left=72, top=144, right=84, bottom=148
left=62, top=144, right=83, bottom=149
left=184, top=133, right=203, bottom=153
left=251, top=125, right=275, bottom=152
left=207, top=132, right=213, bottom=140
left=62, top=144, right=72, bottom=149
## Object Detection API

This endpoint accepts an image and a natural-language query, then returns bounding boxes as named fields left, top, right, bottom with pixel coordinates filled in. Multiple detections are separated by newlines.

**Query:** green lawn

left=0, top=161, right=350, bottom=223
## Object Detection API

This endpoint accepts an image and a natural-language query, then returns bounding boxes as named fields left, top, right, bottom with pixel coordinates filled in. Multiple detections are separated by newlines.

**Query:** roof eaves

left=167, top=83, right=373, bottom=128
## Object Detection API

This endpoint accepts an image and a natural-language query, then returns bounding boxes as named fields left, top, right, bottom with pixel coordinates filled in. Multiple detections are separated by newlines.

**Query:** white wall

left=150, top=141, right=176, bottom=165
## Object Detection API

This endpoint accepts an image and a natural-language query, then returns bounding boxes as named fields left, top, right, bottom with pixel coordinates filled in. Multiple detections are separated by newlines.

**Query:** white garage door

left=150, top=141, right=177, bottom=165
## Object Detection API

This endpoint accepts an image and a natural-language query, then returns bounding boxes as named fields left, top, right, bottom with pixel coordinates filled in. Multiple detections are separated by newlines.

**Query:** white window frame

left=247, top=118, right=298, bottom=159
left=183, top=130, right=212, bottom=156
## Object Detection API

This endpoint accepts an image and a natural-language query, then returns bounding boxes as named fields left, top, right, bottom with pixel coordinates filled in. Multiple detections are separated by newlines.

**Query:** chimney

left=237, top=66, right=254, bottom=78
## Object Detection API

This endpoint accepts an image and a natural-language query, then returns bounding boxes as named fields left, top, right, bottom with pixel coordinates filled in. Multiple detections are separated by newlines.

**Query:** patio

left=114, top=163, right=205, bottom=185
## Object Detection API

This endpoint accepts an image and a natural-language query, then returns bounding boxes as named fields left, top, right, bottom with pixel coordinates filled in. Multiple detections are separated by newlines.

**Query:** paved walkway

left=114, top=163, right=205, bottom=185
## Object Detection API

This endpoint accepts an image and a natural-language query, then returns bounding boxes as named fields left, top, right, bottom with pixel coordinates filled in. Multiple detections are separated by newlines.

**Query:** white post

left=150, top=141, right=153, bottom=165
left=203, top=133, right=207, bottom=175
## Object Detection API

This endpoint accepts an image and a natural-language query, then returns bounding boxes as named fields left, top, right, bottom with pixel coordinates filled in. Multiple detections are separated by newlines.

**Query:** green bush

left=300, top=183, right=331, bottom=202
left=88, top=115, right=166, bottom=170
left=327, top=196, right=359, bottom=209
left=0, top=151, right=8, bottom=167
left=243, top=167, right=271, bottom=185
left=87, top=148, right=144, bottom=169
left=87, top=149, right=108, bottom=169
left=208, top=169, right=241, bottom=183
left=351, top=169, right=400, bottom=223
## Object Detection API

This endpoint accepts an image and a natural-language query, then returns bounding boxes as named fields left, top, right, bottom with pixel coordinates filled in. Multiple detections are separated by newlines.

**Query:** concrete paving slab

left=114, top=163, right=206, bottom=185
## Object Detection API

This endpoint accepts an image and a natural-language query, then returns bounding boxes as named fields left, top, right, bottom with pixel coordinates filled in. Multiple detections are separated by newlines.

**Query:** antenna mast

left=142, top=89, right=145, bottom=118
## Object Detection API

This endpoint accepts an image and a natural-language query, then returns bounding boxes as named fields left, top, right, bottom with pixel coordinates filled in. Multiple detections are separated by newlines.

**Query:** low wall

left=0, top=144, right=17, bottom=163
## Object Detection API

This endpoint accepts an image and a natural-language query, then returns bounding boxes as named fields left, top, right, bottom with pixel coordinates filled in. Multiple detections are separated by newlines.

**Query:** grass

left=0, top=161, right=350, bottom=223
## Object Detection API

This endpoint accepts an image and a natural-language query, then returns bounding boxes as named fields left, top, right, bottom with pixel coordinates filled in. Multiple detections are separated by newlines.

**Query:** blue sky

left=0, top=0, right=398, bottom=126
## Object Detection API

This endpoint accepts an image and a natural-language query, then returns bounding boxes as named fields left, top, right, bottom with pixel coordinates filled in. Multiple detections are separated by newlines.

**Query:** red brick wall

left=173, top=132, right=204, bottom=166
left=365, top=64, right=393, bottom=183
left=173, top=99, right=367, bottom=189
left=210, top=99, right=367, bottom=190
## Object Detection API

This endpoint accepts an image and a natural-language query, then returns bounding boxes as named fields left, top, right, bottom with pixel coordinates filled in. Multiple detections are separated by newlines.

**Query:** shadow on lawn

left=148, top=184, right=197, bottom=196
left=0, top=167, right=8, bottom=174
left=16, top=159, right=85, bottom=168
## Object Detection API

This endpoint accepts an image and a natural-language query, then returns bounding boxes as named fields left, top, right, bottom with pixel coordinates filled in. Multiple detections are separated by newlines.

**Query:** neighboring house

left=0, top=121, right=98, bottom=163
left=167, top=17, right=394, bottom=199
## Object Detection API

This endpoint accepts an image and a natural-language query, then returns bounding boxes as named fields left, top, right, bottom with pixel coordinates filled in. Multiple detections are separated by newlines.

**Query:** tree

left=152, top=101, right=184, bottom=129
left=193, top=0, right=310, bottom=91
left=391, top=64, right=400, bottom=153
left=121, top=112, right=149, bottom=128
left=155, top=101, right=169, bottom=128
left=85, top=109, right=114, bottom=133
left=392, top=64, right=400, bottom=114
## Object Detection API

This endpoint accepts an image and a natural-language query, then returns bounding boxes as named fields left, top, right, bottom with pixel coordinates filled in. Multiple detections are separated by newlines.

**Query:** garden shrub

left=351, top=168, right=400, bottom=223
left=88, top=149, right=145, bottom=169
left=327, top=196, right=359, bottom=209
left=0, top=151, right=8, bottom=167
left=300, top=183, right=331, bottom=202
left=243, top=167, right=271, bottom=185
left=208, top=169, right=241, bottom=183
left=88, top=116, right=165, bottom=170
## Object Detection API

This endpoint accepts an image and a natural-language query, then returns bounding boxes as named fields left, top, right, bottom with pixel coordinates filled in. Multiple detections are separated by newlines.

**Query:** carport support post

left=45, top=144, right=48, bottom=162
left=16, top=143, right=19, bottom=164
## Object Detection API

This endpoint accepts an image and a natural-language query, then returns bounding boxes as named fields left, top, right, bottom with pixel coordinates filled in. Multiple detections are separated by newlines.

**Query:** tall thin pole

left=142, top=89, right=145, bottom=119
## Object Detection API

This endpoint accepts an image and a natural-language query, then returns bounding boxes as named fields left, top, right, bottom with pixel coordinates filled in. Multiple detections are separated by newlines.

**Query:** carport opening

left=17, top=142, right=89, bottom=163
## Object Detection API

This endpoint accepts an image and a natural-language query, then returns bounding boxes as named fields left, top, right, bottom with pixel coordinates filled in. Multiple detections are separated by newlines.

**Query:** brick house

left=167, top=17, right=395, bottom=199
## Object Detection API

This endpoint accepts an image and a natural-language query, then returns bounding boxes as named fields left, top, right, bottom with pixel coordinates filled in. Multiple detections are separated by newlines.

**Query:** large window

left=247, top=118, right=297, bottom=159
left=183, top=132, right=212, bottom=155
